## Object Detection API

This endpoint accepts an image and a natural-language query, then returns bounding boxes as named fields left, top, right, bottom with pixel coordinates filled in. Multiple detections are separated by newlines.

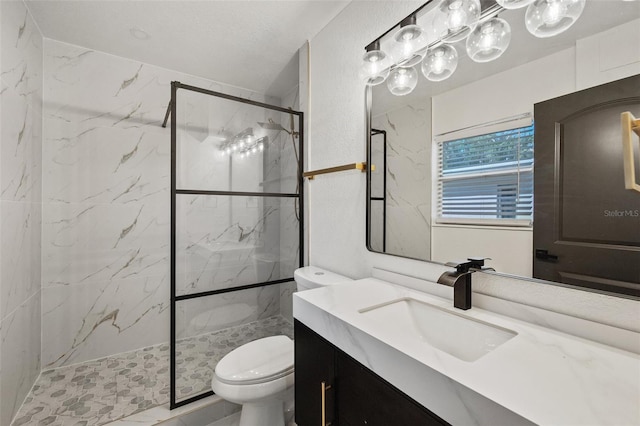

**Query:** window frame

left=434, top=122, right=535, bottom=228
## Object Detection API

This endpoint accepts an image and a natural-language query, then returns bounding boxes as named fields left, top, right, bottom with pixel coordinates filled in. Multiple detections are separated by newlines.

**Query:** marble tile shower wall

left=42, top=39, right=297, bottom=369
left=0, top=1, right=43, bottom=425
left=371, top=99, right=431, bottom=259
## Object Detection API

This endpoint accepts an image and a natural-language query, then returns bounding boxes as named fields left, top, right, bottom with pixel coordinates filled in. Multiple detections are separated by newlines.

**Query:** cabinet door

left=295, top=320, right=336, bottom=426
left=336, top=351, right=449, bottom=426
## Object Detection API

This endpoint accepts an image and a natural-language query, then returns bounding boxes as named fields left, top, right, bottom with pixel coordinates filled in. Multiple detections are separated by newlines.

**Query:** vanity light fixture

left=220, top=127, right=268, bottom=158
left=525, top=0, right=586, bottom=38
left=466, top=17, right=511, bottom=62
left=362, top=0, right=586, bottom=96
left=390, top=15, right=427, bottom=67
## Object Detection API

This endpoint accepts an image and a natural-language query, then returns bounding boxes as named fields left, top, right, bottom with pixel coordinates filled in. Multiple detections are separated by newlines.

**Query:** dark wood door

left=294, top=320, right=336, bottom=426
left=534, top=74, right=640, bottom=296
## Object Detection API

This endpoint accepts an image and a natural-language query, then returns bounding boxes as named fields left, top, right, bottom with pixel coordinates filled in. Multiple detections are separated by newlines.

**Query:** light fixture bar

left=220, top=131, right=268, bottom=158
left=399, top=14, right=418, bottom=27
left=365, top=39, right=381, bottom=53
left=365, top=1, right=507, bottom=79
left=364, top=0, right=505, bottom=52
left=364, top=0, right=438, bottom=51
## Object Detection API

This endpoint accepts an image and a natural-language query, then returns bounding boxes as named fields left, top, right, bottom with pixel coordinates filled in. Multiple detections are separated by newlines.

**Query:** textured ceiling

left=25, top=0, right=350, bottom=97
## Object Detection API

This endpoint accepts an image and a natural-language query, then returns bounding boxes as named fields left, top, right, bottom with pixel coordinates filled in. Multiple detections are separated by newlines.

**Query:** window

left=436, top=124, right=534, bottom=226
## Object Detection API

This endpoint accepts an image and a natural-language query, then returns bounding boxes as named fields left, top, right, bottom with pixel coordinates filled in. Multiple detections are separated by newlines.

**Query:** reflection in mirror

left=366, top=1, right=640, bottom=297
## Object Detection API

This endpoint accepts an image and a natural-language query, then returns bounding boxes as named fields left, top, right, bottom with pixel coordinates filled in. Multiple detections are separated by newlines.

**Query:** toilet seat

left=215, top=335, right=294, bottom=385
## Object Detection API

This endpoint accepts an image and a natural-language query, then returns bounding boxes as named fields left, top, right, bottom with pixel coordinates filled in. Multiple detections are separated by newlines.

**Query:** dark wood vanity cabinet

left=294, top=319, right=337, bottom=426
left=294, top=320, right=449, bottom=426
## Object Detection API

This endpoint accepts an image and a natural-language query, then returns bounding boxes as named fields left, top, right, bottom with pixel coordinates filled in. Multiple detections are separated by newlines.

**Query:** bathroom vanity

left=293, top=274, right=640, bottom=426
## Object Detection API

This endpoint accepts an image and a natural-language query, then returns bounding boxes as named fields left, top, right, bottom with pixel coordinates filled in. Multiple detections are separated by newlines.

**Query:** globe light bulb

left=387, top=67, right=418, bottom=96
left=431, top=0, right=481, bottom=43
left=525, top=0, right=585, bottom=38
left=542, top=1, right=565, bottom=25
left=447, top=2, right=468, bottom=31
left=466, top=18, right=511, bottom=63
left=390, top=23, right=427, bottom=67
left=422, top=44, right=458, bottom=82
left=360, top=46, right=391, bottom=86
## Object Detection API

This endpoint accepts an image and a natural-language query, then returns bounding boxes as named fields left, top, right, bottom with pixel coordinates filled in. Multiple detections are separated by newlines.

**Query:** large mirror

left=366, top=0, right=640, bottom=297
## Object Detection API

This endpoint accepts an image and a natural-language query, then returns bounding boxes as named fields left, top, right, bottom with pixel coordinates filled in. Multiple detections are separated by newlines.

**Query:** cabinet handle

left=321, top=381, right=332, bottom=426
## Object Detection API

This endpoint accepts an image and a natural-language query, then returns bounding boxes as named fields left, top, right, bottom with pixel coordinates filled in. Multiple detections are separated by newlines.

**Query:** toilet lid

left=215, top=335, right=294, bottom=385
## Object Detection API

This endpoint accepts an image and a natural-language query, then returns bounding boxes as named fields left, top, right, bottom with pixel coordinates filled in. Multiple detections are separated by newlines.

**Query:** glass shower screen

left=169, top=82, right=303, bottom=408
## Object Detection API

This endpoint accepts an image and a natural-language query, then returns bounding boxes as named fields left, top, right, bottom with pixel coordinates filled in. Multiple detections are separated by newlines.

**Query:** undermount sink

left=359, top=297, right=517, bottom=362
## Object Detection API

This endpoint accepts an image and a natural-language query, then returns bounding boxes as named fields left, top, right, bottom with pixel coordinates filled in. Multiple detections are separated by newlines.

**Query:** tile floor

left=108, top=394, right=238, bottom=426
left=11, top=316, right=293, bottom=426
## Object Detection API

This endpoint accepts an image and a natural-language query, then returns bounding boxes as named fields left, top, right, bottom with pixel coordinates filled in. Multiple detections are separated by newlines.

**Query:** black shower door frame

left=368, top=128, right=387, bottom=252
left=169, top=81, right=304, bottom=409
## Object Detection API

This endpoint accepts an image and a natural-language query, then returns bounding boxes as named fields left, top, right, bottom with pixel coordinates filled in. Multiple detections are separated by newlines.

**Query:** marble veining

left=42, top=275, right=169, bottom=368
left=41, top=38, right=298, bottom=370
left=1, top=1, right=44, bottom=425
left=370, top=99, right=431, bottom=260
left=115, top=65, right=143, bottom=97
left=12, top=315, right=292, bottom=426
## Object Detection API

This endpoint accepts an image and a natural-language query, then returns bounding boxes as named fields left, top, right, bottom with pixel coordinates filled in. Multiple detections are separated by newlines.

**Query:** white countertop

left=293, top=278, right=640, bottom=426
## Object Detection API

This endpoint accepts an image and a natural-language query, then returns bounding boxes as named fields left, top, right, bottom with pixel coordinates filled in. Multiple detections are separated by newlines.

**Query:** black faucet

left=437, top=258, right=491, bottom=310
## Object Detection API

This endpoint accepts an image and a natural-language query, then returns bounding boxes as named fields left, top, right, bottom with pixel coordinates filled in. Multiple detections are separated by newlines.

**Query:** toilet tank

left=294, top=266, right=353, bottom=291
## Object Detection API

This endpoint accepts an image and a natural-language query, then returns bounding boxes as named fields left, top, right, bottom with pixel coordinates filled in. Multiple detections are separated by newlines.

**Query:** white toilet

left=211, top=266, right=352, bottom=426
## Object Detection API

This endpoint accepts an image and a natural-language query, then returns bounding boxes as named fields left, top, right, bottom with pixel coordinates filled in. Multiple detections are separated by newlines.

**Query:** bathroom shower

left=169, top=81, right=304, bottom=408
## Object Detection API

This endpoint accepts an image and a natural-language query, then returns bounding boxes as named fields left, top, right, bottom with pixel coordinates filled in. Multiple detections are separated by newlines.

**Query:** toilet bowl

left=212, top=336, right=294, bottom=426
left=211, top=266, right=352, bottom=426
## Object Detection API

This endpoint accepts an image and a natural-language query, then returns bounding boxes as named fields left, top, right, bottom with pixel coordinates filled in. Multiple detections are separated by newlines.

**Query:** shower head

left=257, top=120, right=286, bottom=131
left=258, top=118, right=299, bottom=138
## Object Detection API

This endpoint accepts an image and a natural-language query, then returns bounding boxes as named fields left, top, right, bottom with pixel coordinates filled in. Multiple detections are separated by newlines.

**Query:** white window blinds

left=436, top=124, right=534, bottom=226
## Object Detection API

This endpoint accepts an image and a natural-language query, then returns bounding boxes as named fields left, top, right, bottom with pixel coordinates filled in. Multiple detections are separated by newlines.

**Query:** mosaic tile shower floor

left=12, top=316, right=294, bottom=426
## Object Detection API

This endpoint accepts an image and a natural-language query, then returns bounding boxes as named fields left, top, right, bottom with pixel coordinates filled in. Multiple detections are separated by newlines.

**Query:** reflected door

left=533, top=74, right=640, bottom=296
